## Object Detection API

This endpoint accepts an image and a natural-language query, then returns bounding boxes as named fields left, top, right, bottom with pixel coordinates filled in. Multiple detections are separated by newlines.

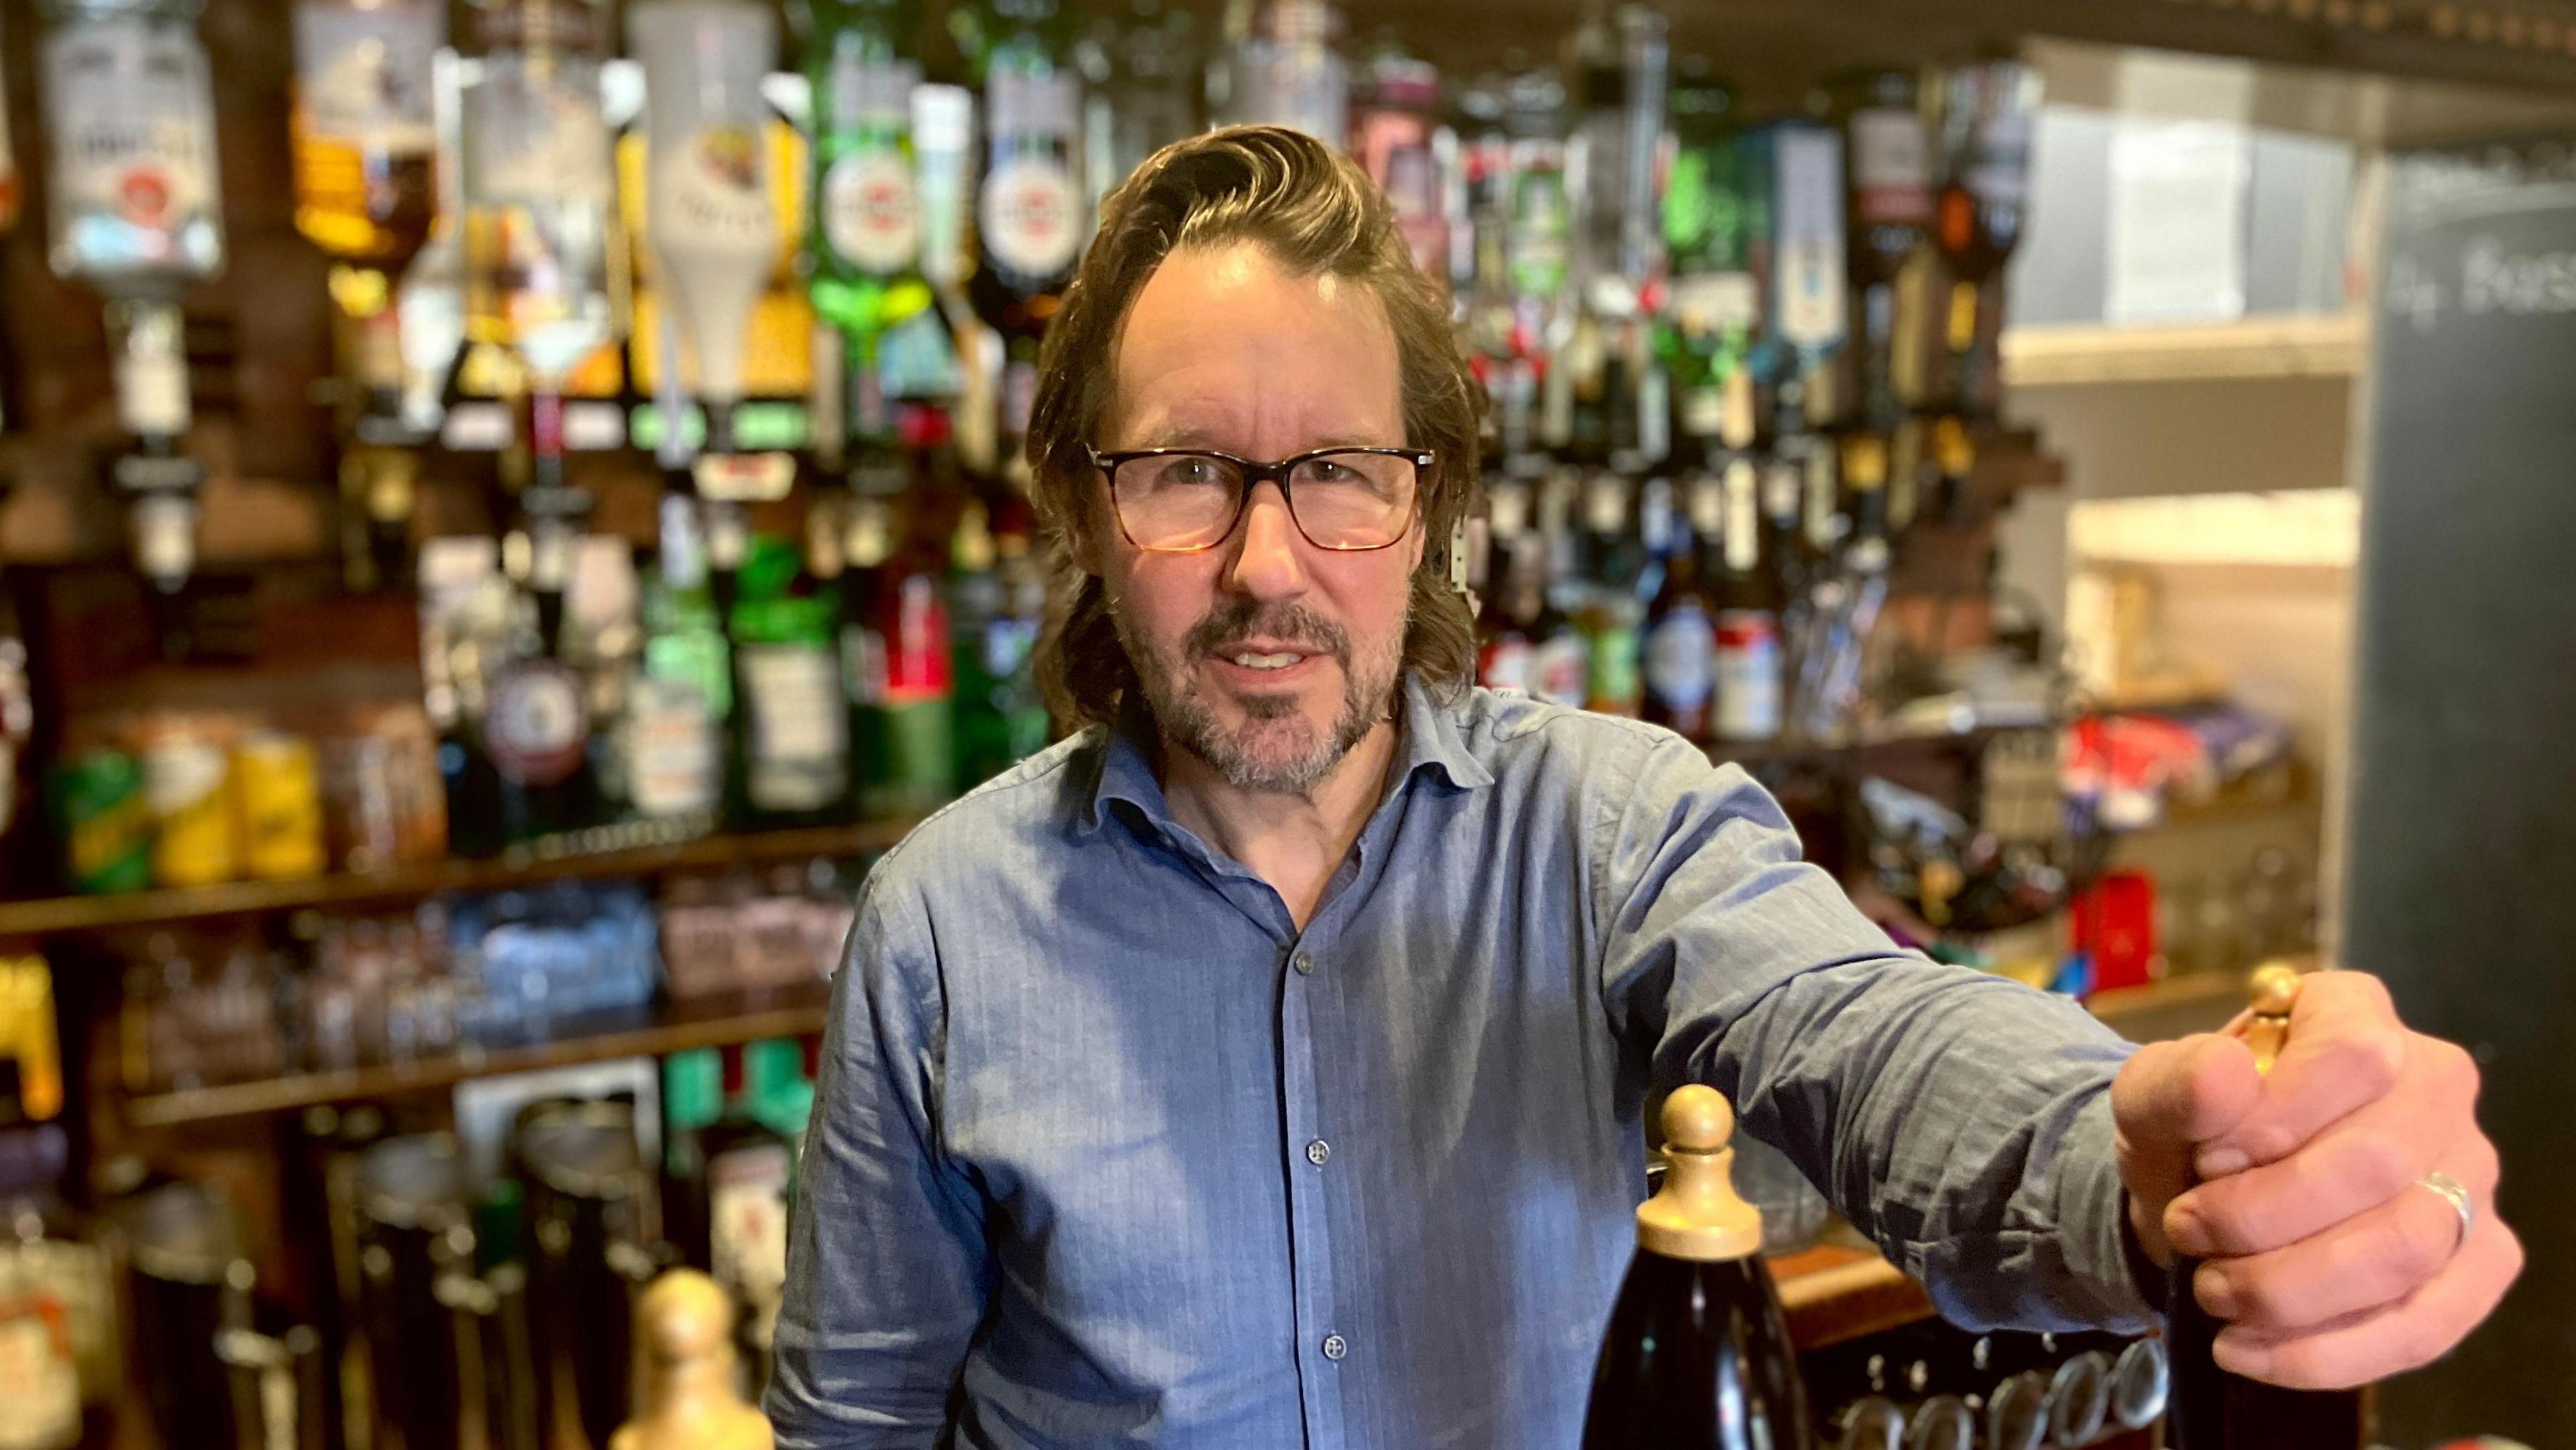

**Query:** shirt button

left=1322, top=1334, right=1348, bottom=1361
left=1305, top=1139, right=1331, bottom=1167
left=1292, top=951, right=1316, bottom=976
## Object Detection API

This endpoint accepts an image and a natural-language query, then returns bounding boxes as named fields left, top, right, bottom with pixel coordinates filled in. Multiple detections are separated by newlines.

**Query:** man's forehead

left=1107, top=243, right=1403, bottom=444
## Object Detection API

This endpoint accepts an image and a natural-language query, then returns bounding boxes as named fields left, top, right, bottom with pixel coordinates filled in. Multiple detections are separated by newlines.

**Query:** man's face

left=1088, top=242, right=1422, bottom=794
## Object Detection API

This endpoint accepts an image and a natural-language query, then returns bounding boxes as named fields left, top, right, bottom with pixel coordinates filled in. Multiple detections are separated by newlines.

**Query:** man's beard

left=1114, top=594, right=1403, bottom=794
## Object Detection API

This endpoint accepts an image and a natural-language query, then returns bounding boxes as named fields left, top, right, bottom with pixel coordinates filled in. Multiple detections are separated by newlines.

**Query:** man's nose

left=1226, top=479, right=1310, bottom=601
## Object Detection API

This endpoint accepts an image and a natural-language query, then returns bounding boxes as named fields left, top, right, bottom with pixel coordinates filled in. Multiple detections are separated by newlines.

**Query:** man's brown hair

left=1025, top=124, right=1485, bottom=727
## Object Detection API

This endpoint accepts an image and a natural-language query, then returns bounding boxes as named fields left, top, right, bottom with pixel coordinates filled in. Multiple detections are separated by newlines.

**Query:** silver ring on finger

left=2416, top=1170, right=2473, bottom=1251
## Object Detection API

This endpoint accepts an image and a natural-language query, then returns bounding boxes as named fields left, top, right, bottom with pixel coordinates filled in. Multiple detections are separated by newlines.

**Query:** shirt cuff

left=2051, top=1089, right=2167, bottom=1331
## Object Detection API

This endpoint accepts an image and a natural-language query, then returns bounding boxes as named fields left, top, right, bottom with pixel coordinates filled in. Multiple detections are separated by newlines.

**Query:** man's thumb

left=2112, top=1034, right=2265, bottom=1265
left=2115, top=1033, right=2265, bottom=1152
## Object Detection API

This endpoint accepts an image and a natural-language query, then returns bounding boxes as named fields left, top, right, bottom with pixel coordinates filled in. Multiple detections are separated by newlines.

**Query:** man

left=768, top=127, right=2516, bottom=1449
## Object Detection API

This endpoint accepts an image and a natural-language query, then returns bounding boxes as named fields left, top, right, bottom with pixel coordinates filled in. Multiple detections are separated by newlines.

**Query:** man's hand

left=2110, top=970, right=2520, bottom=1388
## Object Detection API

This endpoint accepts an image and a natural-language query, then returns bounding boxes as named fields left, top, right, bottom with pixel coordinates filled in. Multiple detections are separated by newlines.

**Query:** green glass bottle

left=728, top=536, right=852, bottom=827
left=799, top=0, right=946, bottom=452
left=1658, top=58, right=1761, bottom=466
left=966, top=0, right=1084, bottom=472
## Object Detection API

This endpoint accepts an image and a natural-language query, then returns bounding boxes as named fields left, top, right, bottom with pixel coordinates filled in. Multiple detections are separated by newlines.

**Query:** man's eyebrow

left=1118, top=425, right=1400, bottom=453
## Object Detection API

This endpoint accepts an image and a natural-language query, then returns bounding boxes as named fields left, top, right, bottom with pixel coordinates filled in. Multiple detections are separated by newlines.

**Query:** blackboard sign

left=2350, top=138, right=2576, bottom=1445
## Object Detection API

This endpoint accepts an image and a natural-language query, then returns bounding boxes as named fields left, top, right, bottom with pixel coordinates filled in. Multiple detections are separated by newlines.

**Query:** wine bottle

left=2164, top=964, right=2367, bottom=1449
left=1582, top=1084, right=1810, bottom=1449
left=1825, top=68, right=1931, bottom=437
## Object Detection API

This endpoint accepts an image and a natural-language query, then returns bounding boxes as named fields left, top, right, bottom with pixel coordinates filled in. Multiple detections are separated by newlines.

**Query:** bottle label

left=743, top=643, right=849, bottom=810
left=883, top=579, right=953, bottom=705
left=1849, top=109, right=1933, bottom=225
left=652, top=125, right=774, bottom=261
left=42, top=16, right=223, bottom=259
left=1478, top=635, right=1532, bottom=694
left=293, top=0, right=441, bottom=154
left=0, top=1290, right=80, bottom=1450
left=1671, top=272, right=1758, bottom=337
left=1532, top=631, right=1591, bottom=709
left=1714, top=610, right=1782, bottom=741
left=709, top=1141, right=794, bottom=1351
left=626, top=676, right=717, bottom=818
left=484, top=658, right=590, bottom=787
left=822, top=149, right=919, bottom=273
left=979, top=156, right=1083, bottom=282
left=1643, top=603, right=1717, bottom=714
left=1586, top=623, right=1642, bottom=715
left=1772, top=128, right=1848, bottom=352
left=1506, top=155, right=1572, bottom=299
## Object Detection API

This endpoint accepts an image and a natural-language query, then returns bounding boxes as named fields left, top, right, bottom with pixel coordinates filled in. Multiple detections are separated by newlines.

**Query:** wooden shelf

left=121, top=982, right=835, bottom=1129
left=2002, top=313, right=2366, bottom=387
left=0, top=819, right=918, bottom=940
left=1772, top=1238, right=1937, bottom=1351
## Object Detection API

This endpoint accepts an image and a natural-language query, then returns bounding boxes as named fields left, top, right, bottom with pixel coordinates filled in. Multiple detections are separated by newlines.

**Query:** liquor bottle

left=949, top=504, right=1049, bottom=788
left=1743, top=118, right=1846, bottom=440
left=1352, top=30, right=1445, bottom=279
left=1565, top=3, right=1666, bottom=319
left=0, top=625, right=29, bottom=899
left=1090, top=0, right=1201, bottom=198
left=0, top=11, right=23, bottom=437
left=838, top=482, right=894, bottom=819
left=1582, top=1084, right=1809, bottom=1449
left=38, top=0, right=226, bottom=594
left=1827, top=69, right=1931, bottom=435
left=2165, top=966, right=2367, bottom=1449
left=728, top=535, right=851, bottom=828
left=632, top=0, right=789, bottom=509
left=801, top=0, right=946, bottom=457
left=1219, top=0, right=1348, bottom=144
left=1660, top=60, right=1761, bottom=466
left=631, top=479, right=729, bottom=837
left=660, top=1047, right=795, bottom=1392
left=483, top=505, right=599, bottom=844
left=1474, top=484, right=1534, bottom=692
left=1527, top=472, right=1593, bottom=709
left=1712, top=459, right=1784, bottom=743
left=1931, top=57, right=2037, bottom=419
left=969, top=0, right=1086, bottom=480
left=460, top=0, right=617, bottom=511
left=1643, top=479, right=1719, bottom=741
left=0, top=1118, right=115, bottom=1449
left=1574, top=471, right=1642, bottom=718
left=294, top=0, right=446, bottom=594
left=867, top=431, right=959, bottom=815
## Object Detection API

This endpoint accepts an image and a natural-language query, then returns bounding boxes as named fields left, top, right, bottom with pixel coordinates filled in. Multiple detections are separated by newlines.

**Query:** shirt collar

left=1079, top=672, right=1493, bottom=837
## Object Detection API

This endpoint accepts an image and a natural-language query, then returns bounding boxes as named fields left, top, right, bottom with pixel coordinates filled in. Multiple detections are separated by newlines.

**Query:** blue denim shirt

left=768, top=680, right=2151, bottom=1449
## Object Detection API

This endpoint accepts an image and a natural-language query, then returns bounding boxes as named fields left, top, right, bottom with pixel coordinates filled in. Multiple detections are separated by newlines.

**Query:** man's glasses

left=1089, top=446, right=1434, bottom=554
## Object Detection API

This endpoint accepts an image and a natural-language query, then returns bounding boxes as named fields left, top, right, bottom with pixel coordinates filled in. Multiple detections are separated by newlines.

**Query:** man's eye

left=1151, top=458, right=1224, bottom=487
left=1307, top=460, right=1356, bottom=483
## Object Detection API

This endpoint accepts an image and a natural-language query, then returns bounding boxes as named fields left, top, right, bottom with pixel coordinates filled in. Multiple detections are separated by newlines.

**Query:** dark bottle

left=0, top=578, right=38, bottom=892
left=1642, top=480, right=1718, bottom=741
left=660, top=1047, right=796, bottom=1394
left=1825, top=68, right=1931, bottom=435
left=484, top=490, right=600, bottom=846
left=728, top=532, right=852, bottom=829
left=1582, top=1084, right=1809, bottom=1449
left=967, top=0, right=1084, bottom=477
left=2165, top=965, right=2366, bottom=1450
left=1930, top=58, right=2037, bottom=418
left=1711, top=458, right=1784, bottom=745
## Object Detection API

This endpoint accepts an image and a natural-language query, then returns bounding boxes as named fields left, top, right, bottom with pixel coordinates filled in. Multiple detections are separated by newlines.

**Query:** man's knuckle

left=2339, top=1129, right=2418, bottom=1203
left=2341, top=1032, right=2406, bottom=1094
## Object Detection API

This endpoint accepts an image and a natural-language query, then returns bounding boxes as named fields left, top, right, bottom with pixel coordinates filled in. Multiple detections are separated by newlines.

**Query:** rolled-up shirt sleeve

left=1593, top=733, right=2156, bottom=1333
left=767, top=877, right=995, bottom=1448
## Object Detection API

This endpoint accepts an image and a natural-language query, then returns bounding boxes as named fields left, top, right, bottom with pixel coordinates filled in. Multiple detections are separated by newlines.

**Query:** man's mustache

left=1182, top=601, right=1350, bottom=664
